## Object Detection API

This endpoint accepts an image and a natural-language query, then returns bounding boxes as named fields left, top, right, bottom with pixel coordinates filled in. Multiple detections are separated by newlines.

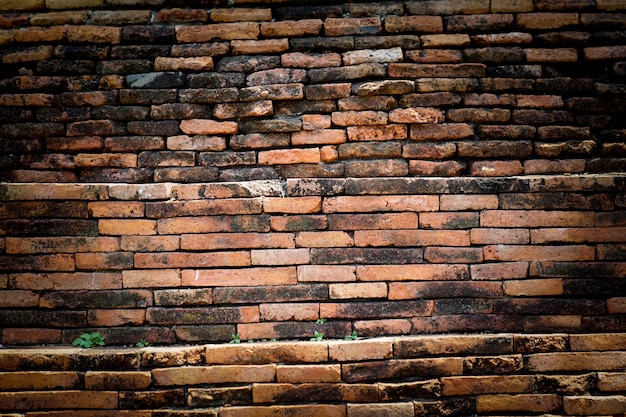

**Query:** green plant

left=136, top=339, right=149, bottom=348
left=310, top=330, right=324, bottom=341
left=345, top=331, right=358, bottom=341
left=72, top=332, right=105, bottom=348
left=247, top=339, right=254, bottom=343
left=316, top=318, right=327, bottom=324
left=229, top=334, right=241, bottom=344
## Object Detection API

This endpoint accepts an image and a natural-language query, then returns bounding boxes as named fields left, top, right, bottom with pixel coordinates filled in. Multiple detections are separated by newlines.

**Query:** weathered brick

left=232, top=39, right=289, bottom=55
left=407, top=49, right=463, bottom=63
left=180, top=119, right=238, bottom=135
left=156, top=8, right=207, bottom=23
left=324, top=17, right=381, bottom=36
left=385, top=15, right=443, bottom=33
left=66, top=25, right=121, bottom=44
left=476, top=394, right=561, bottom=413
left=0, top=391, right=118, bottom=410
left=210, top=8, right=271, bottom=22
left=342, top=47, right=403, bottom=65
left=221, top=405, right=345, bottom=417
left=182, top=267, right=296, bottom=287
left=348, top=124, right=407, bottom=142
left=176, top=22, right=260, bottom=43
left=154, top=57, right=214, bottom=72
left=525, top=48, right=579, bottom=62
left=389, top=107, right=444, bottom=124
left=564, top=395, right=626, bottom=416
left=389, top=63, right=486, bottom=78
left=260, top=19, right=323, bottom=37
left=584, top=45, right=626, bottom=60
left=516, top=13, right=579, bottom=29
left=407, top=0, right=490, bottom=14
left=332, top=111, right=388, bottom=126
left=339, top=96, right=397, bottom=111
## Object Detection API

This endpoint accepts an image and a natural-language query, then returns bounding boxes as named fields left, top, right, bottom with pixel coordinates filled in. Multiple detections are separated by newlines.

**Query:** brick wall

left=1, top=0, right=626, bottom=414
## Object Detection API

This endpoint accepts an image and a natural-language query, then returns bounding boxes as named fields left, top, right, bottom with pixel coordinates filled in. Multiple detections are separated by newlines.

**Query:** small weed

left=247, top=339, right=254, bottom=343
left=229, top=334, right=241, bottom=344
left=136, top=339, right=150, bottom=348
left=344, top=331, right=358, bottom=341
left=270, top=338, right=277, bottom=342
left=310, top=330, right=324, bottom=341
left=316, top=318, right=327, bottom=324
left=72, top=332, right=105, bottom=348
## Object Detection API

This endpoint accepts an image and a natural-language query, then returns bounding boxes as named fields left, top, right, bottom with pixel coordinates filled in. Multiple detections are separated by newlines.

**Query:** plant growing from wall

left=345, top=331, right=359, bottom=341
left=72, top=332, right=105, bottom=348
left=311, top=330, right=324, bottom=341
left=136, top=339, right=149, bottom=348
left=229, top=334, right=241, bottom=344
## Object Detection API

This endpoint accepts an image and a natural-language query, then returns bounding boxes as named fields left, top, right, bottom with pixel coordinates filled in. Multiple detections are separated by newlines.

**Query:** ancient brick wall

left=0, top=0, right=625, bottom=414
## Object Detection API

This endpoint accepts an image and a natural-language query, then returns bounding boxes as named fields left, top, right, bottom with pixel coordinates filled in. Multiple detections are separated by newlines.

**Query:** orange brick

left=531, top=227, right=626, bottom=243
left=276, top=364, right=341, bottom=383
left=484, top=244, right=595, bottom=261
left=0, top=391, right=118, bottom=410
left=88, top=202, right=145, bottom=218
left=5, top=237, right=119, bottom=254
left=324, top=17, right=381, bottom=36
left=354, top=230, right=470, bottom=247
left=108, top=183, right=170, bottom=200
left=516, top=12, right=579, bottom=29
left=440, top=195, right=498, bottom=211
left=122, top=269, right=181, bottom=288
left=528, top=352, right=626, bottom=372
left=476, top=394, right=560, bottom=413
left=206, top=340, right=328, bottom=365
left=120, top=236, right=180, bottom=252
left=0, top=371, right=79, bottom=390
left=471, top=262, right=529, bottom=280
left=298, top=265, right=356, bottom=282
left=385, top=15, right=443, bottom=33
left=302, top=114, right=332, bottom=130
left=471, top=228, right=530, bottom=244
left=354, top=319, right=413, bottom=336
left=324, top=195, right=438, bottom=213
left=2, top=45, right=53, bottom=63
left=329, top=283, right=387, bottom=299
left=88, top=309, right=145, bottom=326
left=504, top=278, right=563, bottom=296
left=220, top=405, right=345, bottom=417
left=74, top=153, right=137, bottom=168
left=182, top=267, right=296, bottom=287
left=320, top=145, right=338, bottom=162
left=388, top=281, right=501, bottom=299
left=182, top=233, right=294, bottom=250
left=296, top=231, right=354, bottom=248
left=176, top=22, right=260, bottom=43
left=331, top=111, right=388, bottom=126
left=154, top=56, right=213, bottom=71
left=291, top=129, right=347, bottom=145
left=480, top=210, right=594, bottom=227
left=14, top=25, right=65, bottom=42
left=232, top=39, right=289, bottom=55
left=85, top=371, right=151, bottom=390
left=260, top=19, right=323, bottom=37
left=259, top=148, right=321, bottom=165
left=264, top=197, right=321, bottom=214
left=135, top=251, right=249, bottom=269
left=282, top=52, right=342, bottom=69
left=157, top=215, right=269, bottom=234
left=180, top=119, right=238, bottom=135
left=9, top=272, right=122, bottom=290
left=328, top=338, right=393, bottom=361
left=0, top=93, right=54, bottom=106
left=347, top=124, right=407, bottom=141
left=357, top=264, right=469, bottom=281
left=329, top=213, right=418, bottom=230
left=66, top=25, right=121, bottom=43
left=260, top=303, right=318, bottom=321
left=99, top=219, right=156, bottom=235
left=442, top=375, right=534, bottom=396
left=470, top=160, right=522, bottom=176
left=75, top=252, right=132, bottom=270
left=210, top=8, right=271, bottom=22
left=153, top=365, right=275, bottom=386
left=251, top=249, right=310, bottom=266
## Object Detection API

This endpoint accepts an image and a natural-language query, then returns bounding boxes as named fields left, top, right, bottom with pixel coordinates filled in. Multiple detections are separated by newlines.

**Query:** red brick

left=263, top=197, right=321, bottom=214
left=354, top=319, right=413, bottom=337
left=6, top=237, right=118, bottom=255
left=206, top=340, right=327, bottom=365
left=403, top=142, right=456, bottom=160
left=531, top=227, right=626, bottom=243
left=260, top=303, right=318, bottom=321
left=88, top=202, right=144, bottom=218
left=282, top=52, right=342, bottom=69
left=421, top=34, right=470, bottom=48
left=407, top=49, right=463, bottom=63
left=261, top=19, right=323, bottom=37
left=1, top=328, right=61, bottom=345
left=385, top=15, right=443, bottom=33
left=0, top=290, right=39, bottom=307
left=410, top=123, right=474, bottom=140
left=232, top=39, right=288, bottom=55
left=484, top=245, right=595, bottom=261
left=259, top=148, right=320, bottom=165
left=440, top=195, right=498, bottom=211
left=298, top=265, right=356, bottom=282
left=347, top=124, right=407, bottom=141
left=302, top=115, right=331, bottom=130
left=331, top=111, right=388, bottom=126
left=324, top=17, right=381, bottom=36
left=355, top=230, right=470, bottom=247
left=88, top=309, right=145, bottom=326
left=481, top=210, right=594, bottom=227
left=182, top=267, right=296, bottom=287
left=122, top=269, right=180, bottom=288
left=389, top=107, right=444, bottom=123
left=329, top=212, right=417, bottom=230
left=504, top=279, right=563, bottom=296
left=472, top=32, right=533, bottom=45
left=176, top=22, right=260, bottom=43
left=157, top=215, right=269, bottom=234
left=469, top=161, right=523, bottom=177
left=471, top=262, right=529, bottom=280
left=74, top=153, right=137, bottom=168
left=357, top=264, right=469, bottom=281
left=134, top=252, right=249, bottom=269
left=10, top=272, right=121, bottom=290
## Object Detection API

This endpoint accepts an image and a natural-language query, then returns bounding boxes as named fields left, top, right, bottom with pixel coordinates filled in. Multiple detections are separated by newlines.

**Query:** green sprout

left=72, top=332, right=105, bottom=348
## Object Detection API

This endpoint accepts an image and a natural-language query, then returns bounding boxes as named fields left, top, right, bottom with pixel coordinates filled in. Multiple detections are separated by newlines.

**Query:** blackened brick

left=127, top=121, right=180, bottom=136
left=122, top=25, right=176, bottom=44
